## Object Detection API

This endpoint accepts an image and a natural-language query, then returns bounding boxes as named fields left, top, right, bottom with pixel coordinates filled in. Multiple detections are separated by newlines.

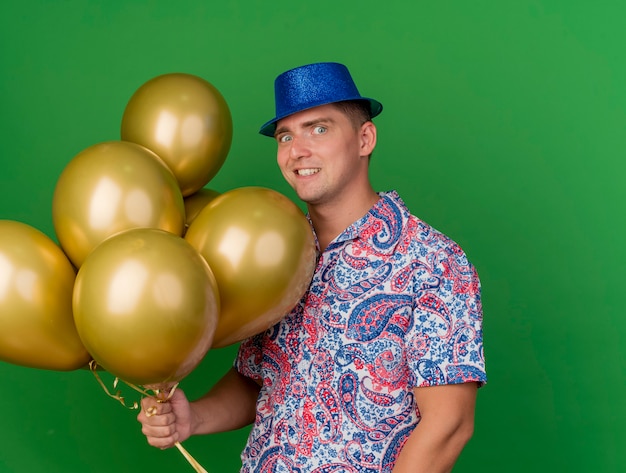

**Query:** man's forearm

left=190, top=367, right=260, bottom=435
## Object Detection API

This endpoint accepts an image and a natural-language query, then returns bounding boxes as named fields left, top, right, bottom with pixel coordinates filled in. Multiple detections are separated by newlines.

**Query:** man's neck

left=308, top=187, right=380, bottom=252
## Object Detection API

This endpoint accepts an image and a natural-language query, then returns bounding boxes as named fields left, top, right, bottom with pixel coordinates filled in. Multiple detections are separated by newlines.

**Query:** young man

left=138, top=62, right=487, bottom=472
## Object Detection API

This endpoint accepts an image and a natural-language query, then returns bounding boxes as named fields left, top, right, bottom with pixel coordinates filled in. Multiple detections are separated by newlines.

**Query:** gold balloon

left=52, top=140, right=185, bottom=268
left=0, top=221, right=90, bottom=370
left=73, top=228, right=219, bottom=389
left=183, top=188, right=221, bottom=231
left=120, top=73, right=233, bottom=196
left=185, top=187, right=317, bottom=348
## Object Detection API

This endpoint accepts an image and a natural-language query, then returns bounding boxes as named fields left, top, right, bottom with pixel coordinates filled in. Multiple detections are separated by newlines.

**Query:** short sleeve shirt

left=235, top=191, right=487, bottom=472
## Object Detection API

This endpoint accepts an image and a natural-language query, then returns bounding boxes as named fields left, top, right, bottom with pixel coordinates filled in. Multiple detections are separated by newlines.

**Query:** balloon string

left=175, top=442, right=209, bottom=473
left=88, top=360, right=141, bottom=409
left=88, top=361, right=209, bottom=472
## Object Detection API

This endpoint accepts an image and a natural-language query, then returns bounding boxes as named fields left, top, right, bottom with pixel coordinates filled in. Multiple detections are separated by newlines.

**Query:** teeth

left=297, top=168, right=320, bottom=176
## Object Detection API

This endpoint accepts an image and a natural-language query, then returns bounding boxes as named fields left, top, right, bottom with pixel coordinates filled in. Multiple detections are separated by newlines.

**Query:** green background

left=1, top=1, right=624, bottom=471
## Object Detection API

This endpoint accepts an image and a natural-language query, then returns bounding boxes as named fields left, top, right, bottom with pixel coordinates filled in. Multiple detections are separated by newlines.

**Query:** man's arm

left=392, top=382, right=479, bottom=473
left=190, top=366, right=261, bottom=435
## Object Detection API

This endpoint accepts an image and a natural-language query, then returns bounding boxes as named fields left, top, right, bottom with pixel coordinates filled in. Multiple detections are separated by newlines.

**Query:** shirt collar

left=317, top=190, right=409, bottom=253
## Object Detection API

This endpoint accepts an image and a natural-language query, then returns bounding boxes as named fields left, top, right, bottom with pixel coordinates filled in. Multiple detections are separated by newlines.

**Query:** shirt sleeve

left=234, top=333, right=264, bottom=382
left=404, top=238, right=487, bottom=388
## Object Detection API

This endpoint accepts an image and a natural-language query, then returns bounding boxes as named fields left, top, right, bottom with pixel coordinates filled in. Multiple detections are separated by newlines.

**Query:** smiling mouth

left=295, top=168, right=321, bottom=176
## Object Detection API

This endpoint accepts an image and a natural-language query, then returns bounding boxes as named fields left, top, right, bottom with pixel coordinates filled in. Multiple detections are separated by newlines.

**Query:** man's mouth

left=296, top=168, right=321, bottom=176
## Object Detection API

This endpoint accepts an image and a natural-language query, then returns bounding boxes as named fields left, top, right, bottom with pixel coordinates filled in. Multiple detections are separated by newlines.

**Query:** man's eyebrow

left=274, top=116, right=336, bottom=137
left=301, top=116, right=335, bottom=128
left=274, top=125, right=289, bottom=137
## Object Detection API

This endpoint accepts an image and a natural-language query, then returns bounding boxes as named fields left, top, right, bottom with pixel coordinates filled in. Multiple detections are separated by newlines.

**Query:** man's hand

left=137, top=388, right=194, bottom=449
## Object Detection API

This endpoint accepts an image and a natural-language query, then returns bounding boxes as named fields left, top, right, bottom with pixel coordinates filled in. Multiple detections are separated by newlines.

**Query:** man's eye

left=313, top=126, right=327, bottom=134
left=278, top=135, right=293, bottom=143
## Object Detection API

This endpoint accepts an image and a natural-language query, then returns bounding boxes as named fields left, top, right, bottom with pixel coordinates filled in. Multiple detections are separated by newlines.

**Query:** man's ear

left=359, top=121, right=377, bottom=157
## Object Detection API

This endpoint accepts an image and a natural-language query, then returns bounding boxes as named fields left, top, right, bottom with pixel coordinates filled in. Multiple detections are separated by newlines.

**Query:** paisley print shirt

left=235, top=191, right=487, bottom=472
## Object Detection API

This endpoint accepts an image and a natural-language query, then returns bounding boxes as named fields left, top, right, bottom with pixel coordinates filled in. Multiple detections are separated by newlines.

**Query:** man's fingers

left=137, top=396, right=180, bottom=450
left=139, top=399, right=172, bottom=418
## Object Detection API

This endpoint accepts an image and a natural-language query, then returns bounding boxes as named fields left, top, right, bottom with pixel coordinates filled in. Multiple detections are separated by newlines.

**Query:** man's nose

left=289, top=135, right=312, bottom=159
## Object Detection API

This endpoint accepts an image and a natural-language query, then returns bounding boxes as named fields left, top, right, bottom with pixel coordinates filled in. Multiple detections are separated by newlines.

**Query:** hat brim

left=259, top=97, right=383, bottom=137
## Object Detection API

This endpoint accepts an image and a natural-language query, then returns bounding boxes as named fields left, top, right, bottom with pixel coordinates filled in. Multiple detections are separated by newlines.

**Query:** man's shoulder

left=367, top=191, right=475, bottom=265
